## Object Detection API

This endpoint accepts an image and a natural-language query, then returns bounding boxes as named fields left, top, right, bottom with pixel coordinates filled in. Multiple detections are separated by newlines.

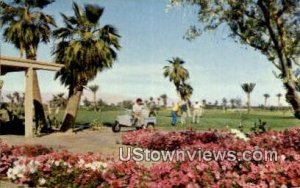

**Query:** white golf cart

left=112, top=109, right=156, bottom=132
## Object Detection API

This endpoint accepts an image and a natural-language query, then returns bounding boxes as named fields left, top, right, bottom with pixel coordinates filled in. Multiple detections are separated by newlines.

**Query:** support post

left=25, top=67, right=34, bottom=137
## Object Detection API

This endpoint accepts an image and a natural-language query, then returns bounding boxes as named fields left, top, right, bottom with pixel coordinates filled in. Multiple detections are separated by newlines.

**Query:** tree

left=222, top=98, right=228, bottom=112
left=163, top=57, right=192, bottom=100
left=0, top=0, right=56, bottom=132
left=157, top=97, right=161, bottom=106
left=52, top=93, right=67, bottom=109
left=277, top=93, right=282, bottom=108
left=163, top=57, right=189, bottom=91
left=6, top=94, right=14, bottom=108
left=214, top=100, right=219, bottom=107
left=230, top=98, right=236, bottom=108
left=53, top=2, right=121, bottom=131
left=235, top=97, right=243, bottom=108
left=263, top=93, right=270, bottom=107
left=160, top=94, right=168, bottom=107
left=202, top=99, right=207, bottom=106
left=241, top=83, right=256, bottom=113
left=83, top=97, right=91, bottom=108
left=169, top=0, right=300, bottom=119
left=88, top=85, right=99, bottom=111
left=149, top=97, right=154, bottom=103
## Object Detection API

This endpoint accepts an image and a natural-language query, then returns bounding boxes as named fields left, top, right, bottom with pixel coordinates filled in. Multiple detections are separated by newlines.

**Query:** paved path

left=0, top=128, right=128, bottom=156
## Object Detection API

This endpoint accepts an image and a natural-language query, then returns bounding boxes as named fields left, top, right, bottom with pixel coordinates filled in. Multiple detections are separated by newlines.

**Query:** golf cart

left=112, top=109, right=156, bottom=132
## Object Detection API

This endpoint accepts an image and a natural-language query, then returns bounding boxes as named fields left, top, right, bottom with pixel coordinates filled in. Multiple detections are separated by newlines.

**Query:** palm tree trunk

left=264, top=98, right=267, bottom=108
left=247, top=93, right=250, bottom=113
left=60, top=87, right=83, bottom=132
left=93, top=92, right=97, bottom=111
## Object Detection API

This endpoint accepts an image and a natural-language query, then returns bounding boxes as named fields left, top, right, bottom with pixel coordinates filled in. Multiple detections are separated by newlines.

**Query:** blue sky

left=0, top=0, right=286, bottom=106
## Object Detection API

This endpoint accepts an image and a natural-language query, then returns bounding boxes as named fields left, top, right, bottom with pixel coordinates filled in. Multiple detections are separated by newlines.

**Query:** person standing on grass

left=192, top=101, right=202, bottom=124
left=180, top=101, right=188, bottom=125
left=171, top=102, right=179, bottom=126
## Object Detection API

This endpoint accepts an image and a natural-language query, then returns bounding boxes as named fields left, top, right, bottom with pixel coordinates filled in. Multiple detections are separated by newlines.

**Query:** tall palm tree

left=160, top=94, right=168, bottom=107
left=88, top=84, right=99, bottom=111
left=241, top=83, right=256, bottom=113
left=230, top=98, right=236, bottom=108
left=163, top=57, right=189, bottom=94
left=157, top=97, right=161, bottom=106
left=277, top=93, right=282, bottom=108
left=222, top=98, right=227, bottom=112
left=0, top=0, right=56, bottom=59
left=149, top=97, right=154, bottom=103
left=0, top=0, right=56, bottom=132
left=53, top=2, right=121, bottom=131
left=263, top=93, right=270, bottom=107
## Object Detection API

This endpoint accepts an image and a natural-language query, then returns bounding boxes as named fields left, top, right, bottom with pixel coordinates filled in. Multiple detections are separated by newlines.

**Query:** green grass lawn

left=65, top=108, right=300, bottom=131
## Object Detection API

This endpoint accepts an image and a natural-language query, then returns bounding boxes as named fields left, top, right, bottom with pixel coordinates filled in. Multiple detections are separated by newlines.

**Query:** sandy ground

left=0, top=128, right=140, bottom=187
left=0, top=127, right=130, bottom=156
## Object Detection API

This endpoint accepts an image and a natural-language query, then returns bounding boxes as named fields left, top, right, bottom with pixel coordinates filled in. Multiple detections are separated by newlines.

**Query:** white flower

left=83, top=161, right=107, bottom=171
left=54, top=161, right=60, bottom=166
left=230, top=129, right=249, bottom=141
left=6, top=163, right=26, bottom=180
left=78, top=159, right=85, bottom=167
left=38, top=178, right=46, bottom=185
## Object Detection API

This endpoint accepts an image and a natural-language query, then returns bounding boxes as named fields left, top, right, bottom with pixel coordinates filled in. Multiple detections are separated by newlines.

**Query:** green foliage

left=163, top=57, right=193, bottom=100
left=169, top=0, right=300, bottom=118
left=241, top=83, right=256, bottom=94
left=163, top=57, right=189, bottom=89
left=0, top=0, right=56, bottom=58
left=250, top=119, right=269, bottom=134
left=53, top=2, right=121, bottom=91
left=83, top=97, right=91, bottom=107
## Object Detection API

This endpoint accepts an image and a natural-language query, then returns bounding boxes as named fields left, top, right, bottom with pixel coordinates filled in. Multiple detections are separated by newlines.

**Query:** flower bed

left=0, top=129, right=299, bottom=187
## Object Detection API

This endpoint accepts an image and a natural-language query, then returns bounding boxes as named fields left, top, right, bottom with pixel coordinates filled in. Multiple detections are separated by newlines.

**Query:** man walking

left=192, top=101, right=202, bottom=124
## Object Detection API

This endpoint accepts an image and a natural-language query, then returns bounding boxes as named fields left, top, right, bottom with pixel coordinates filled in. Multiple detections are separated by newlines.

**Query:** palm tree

left=149, top=97, right=154, bottom=103
left=0, top=0, right=56, bottom=132
left=160, top=94, right=168, bottom=107
left=263, top=93, right=270, bottom=107
left=53, top=3, right=121, bottom=131
left=12, top=92, right=21, bottom=106
left=222, top=98, right=227, bottom=112
left=157, top=97, right=161, bottom=106
left=230, top=98, right=236, bottom=108
left=241, top=83, right=256, bottom=113
left=202, top=99, right=207, bottom=106
left=6, top=94, right=14, bottom=109
left=0, top=0, right=56, bottom=59
left=89, top=85, right=99, bottom=111
left=163, top=57, right=189, bottom=96
left=52, top=93, right=67, bottom=109
left=277, top=93, right=282, bottom=108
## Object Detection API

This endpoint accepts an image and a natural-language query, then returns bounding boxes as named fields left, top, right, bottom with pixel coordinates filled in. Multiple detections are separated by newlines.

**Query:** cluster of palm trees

left=263, top=93, right=283, bottom=108
left=163, top=57, right=193, bottom=101
left=0, top=1, right=120, bottom=131
left=146, top=95, right=168, bottom=107
left=5, top=92, right=24, bottom=109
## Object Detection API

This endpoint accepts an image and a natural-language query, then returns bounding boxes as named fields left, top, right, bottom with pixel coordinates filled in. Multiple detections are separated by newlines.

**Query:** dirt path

left=0, top=127, right=129, bottom=156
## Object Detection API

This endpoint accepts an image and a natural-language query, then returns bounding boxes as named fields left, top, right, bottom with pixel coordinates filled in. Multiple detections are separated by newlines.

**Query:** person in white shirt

left=132, top=98, right=144, bottom=125
left=192, top=101, right=203, bottom=124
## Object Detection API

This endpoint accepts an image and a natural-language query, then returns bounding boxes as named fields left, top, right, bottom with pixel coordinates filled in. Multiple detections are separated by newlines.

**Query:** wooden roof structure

left=0, top=56, right=64, bottom=137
